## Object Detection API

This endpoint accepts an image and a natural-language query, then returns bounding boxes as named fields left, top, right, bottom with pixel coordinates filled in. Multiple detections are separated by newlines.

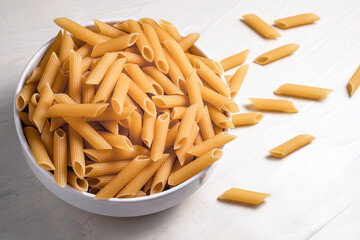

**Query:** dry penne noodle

left=218, top=188, right=270, bottom=205
left=232, top=112, right=264, bottom=126
left=164, top=122, right=180, bottom=151
left=220, top=49, right=250, bottom=71
left=95, top=155, right=151, bottom=199
left=188, top=132, right=237, bottom=156
left=171, top=107, right=187, bottom=120
left=84, top=106, right=135, bottom=121
left=176, top=122, right=199, bottom=165
left=28, top=102, right=37, bottom=127
left=143, top=175, right=154, bottom=193
left=61, top=44, right=93, bottom=72
left=91, top=33, right=139, bottom=57
left=113, top=20, right=130, bottom=32
left=16, top=82, right=37, bottom=111
left=139, top=18, right=174, bottom=44
left=200, top=85, right=239, bottom=113
left=94, top=19, right=126, bottom=38
left=26, top=66, right=44, bottom=84
left=58, top=31, right=75, bottom=63
left=38, top=30, right=62, bottom=68
left=224, top=75, right=232, bottom=84
left=163, top=48, right=186, bottom=92
left=111, top=67, right=130, bottom=114
left=242, top=14, right=281, bottom=39
left=98, top=121, right=118, bottom=134
left=116, top=154, right=168, bottom=198
left=229, top=64, right=249, bottom=99
left=84, top=145, right=149, bottom=162
left=40, top=120, right=54, bottom=158
left=150, top=150, right=176, bottom=194
left=207, top=104, right=234, bottom=129
left=194, top=133, right=203, bottom=145
left=274, top=83, right=332, bottom=99
left=186, top=53, right=224, bottom=74
left=125, top=63, right=157, bottom=95
left=164, top=40, right=193, bottom=78
left=63, top=117, right=112, bottom=149
left=98, top=131, right=133, bottom=151
left=158, top=19, right=182, bottom=41
left=92, top=58, right=126, bottom=103
left=54, top=17, right=110, bottom=46
left=85, top=52, right=118, bottom=85
left=274, top=13, right=320, bottom=29
left=68, top=170, right=88, bottom=192
left=151, top=112, right=170, bottom=161
left=254, top=44, right=300, bottom=65
left=146, top=73, right=164, bottom=95
left=249, top=98, right=298, bottom=113
left=32, top=83, right=54, bottom=132
left=85, top=161, right=131, bottom=177
left=18, top=112, right=33, bottom=127
left=68, top=126, right=86, bottom=178
left=81, top=71, right=95, bottom=104
left=198, top=105, right=215, bottom=140
left=127, top=19, right=154, bottom=62
left=46, top=103, right=108, bottom=117
left=87, top=174, right=116, bottom=188
left=152, top=95, right=189, bottom=108
left=186, top=70, right=205, bottom=122
left=88, top=187, right=101, bottom=195
left=174, top=103, right=198, bottom=149
left=269, top=134, right=315, bottom=158
left=125, top=45, right=141, bottom=53
left=68, top=50, right=82, bottom=103
left=142, top=23, right=169, bottom=74
left=37, top=52, right=61, bottom=93
left=193, top=59, right=230, bottom=97
left=347, top=66, right=360, bottom=96
left=52, top=69, right=68, bottom=94
left=178, top=33, right=200, bottom=52
left=24, top=127, right=55, bottom=170
left=117, top=51, right=152, bottom=67
left=54, top=129, right=67, bottom=187
left=141, top=113, right=156, bottom=148
left=127, top=110, right=142, bottom=145
left=143, top=66, right=183, bottom=95
left=168, top=149, right=222, bottom=186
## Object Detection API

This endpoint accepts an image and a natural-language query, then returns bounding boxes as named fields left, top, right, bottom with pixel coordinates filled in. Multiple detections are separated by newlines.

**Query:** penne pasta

left=18, top=112, right=33, bottom=127
left=113, top=20, right=130, bottom=32
left=269, top=134, right=315, bottom=158
left=16, top=82, right=37, bottom=111
left=54, top=129, right=67, bottom=187
left=37, top=52, right=61, bottom=93
left=150, top=150, right=176, bottom=194
left=174, top=103, right=198, bottom=149
left=168, top=149, right=222, bottom=186
left=141, top=112, right=156, bottom=148
left=26, top=66, right=44, bottom=83
left=117, top=51, right=152, bottom=67
left=193, top=59, right=230, bottom=97
left=224, top=75, right=232, bottom=84
left=171, top=107, right=187, bottom=120
left=85, top=52, right=118, bottom=85
left=46, top=103, right=108, bottom=117
left=194, top=133, right=203, bottom=145
left=143, top=175, right=154, bottom=194
left=163, top=48, right=186, bottom=92
left=40, top=120, right=54, bottom=158
left=274, top=13, right=320, bottom=29
left=98, top=131, right=133, bottom=151
left=58, top=31, right=75, bottom=63
left=38, top=30, right=62, bottom=68
left=143, top=66, right=183, bottom=95
left=242, top=14, right=281, bottom=39
left=98, top=121, right=118, bottom=134
left=91, top=33, right=139, bottom=57
left=254, top=44, right=300, bottom=65
left=146, top=73, right=164, bottom=95
left=232, top=112, right=264, bottom=126
left=51, top=68, right=68, bottom=94
left=139, top=18, right=174, bottom=44
left=186, top=53, right=224, bottom=74
left=198, top=106, right=215, bottom=140
left=63, top=117, right=112, bottom=149
left=220, top=49, right=250, bottom=71
left=84, top=106, right=135, bottom=122
left=200, top=85, right=239, bottom=113
left=92, top=58, right=126, bottom=103
left=111, top=72, right=130, bottom=114
left=85, top=161, right=131, bottom=177
left=32, top=83, right=54, bottom=132
left=176, top=122, right=199, bottom=165
left=274, top=83, right=332, bottom=99
left=164, top=121, right=180, bottom=151
left=207, top=104, right=234, bottom=129
left=24, top=127, right=55, bottom=170
left=164, top=40, right=193, bottom=78
left=88, top=187, right=101, bottom=195
left=348, top=66, right=360, bottom=96
left=87, top=174, right=116, bottom=188
left=151, top=112, right=170, bottom=161
left=116, top=154, right=168, bottom=198
left=69, top=50, right=82, bottom=102
left=125, top=63, right=157, bottom=95
left=81, top=71, right=95, bottom=103
left=93, top=18, right=127, bottom=38
left=152, top=95, right=189, bottom=108
left=188, top=132, right=237, bottom=156
left=158, top=19, right=182, bottom=41
left=54, top=17, right=110, bottom=46
left=218, top=188, right=270, bottom=205
left=95, top=155, right=151, bottom=199
left=68, top=170, right=88, bottom=191
left=84, top=145, right=149, bottom=162
left=229, top=64, right=249, bottom=99
left=142, top=23, right=169, bottom=74
left=127, top=19, right=154, bottom=62
left=69, top=126, right=85, bottom=178
left=186, top=70, right=205, bottom=122
left=249, top=98, right=298, bottom=113
left=178, top=33, right=200, bottom=52
left=128, top=110, right=143, bottom=145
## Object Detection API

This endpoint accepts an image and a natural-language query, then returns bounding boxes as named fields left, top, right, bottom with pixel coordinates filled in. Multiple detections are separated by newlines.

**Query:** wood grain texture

left=2, top=0, right=360, bottom=239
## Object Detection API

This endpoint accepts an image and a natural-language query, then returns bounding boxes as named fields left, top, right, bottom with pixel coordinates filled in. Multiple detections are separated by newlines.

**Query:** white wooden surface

left=1, top=0, right=360, bottom=239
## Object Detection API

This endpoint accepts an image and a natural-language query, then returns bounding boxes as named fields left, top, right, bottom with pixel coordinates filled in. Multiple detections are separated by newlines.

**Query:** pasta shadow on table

left=265, top=154, right=283, bottom=161
left=217, top=198, right=268, bottom=209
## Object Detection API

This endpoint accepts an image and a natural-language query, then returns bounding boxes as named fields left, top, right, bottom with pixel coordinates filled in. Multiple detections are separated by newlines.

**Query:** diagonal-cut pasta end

left=274, top=20, right=288, bottom=29
left=224, top=101, right=239, bottom=113
left=75, top=178, right=88, bottom=192
left=128, top=33, right=139, bottom=46
left=84, top=166, right=94, bottom=177
left=348, top=82, right=355, bottom=96
left=142, top=46, right=154, bottom=62
left=38, top=163, right=56, bottom=171
left=94, top=104, right=109, bottom=117
left=268, top=150, right=285, bottom=158
left=144, top=99, right=156, bottom=116
left=111, top=98, right=123, bottom=115
left=218, top=187, right=270, bottom=205
left=254, top=56, right=270, bottom=65
left=73, top=161, right=85, bottom=179
left=156, top=59, right=169, bottom=74
left=150, top=182, right=164, bottom=195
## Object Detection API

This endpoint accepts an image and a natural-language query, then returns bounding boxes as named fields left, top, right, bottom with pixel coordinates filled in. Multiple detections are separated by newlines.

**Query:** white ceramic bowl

left=13, top=20, right=219, bottom=217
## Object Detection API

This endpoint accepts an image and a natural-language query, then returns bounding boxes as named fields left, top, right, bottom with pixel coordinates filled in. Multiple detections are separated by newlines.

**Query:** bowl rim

left=13, top=18, right=220, bottom=203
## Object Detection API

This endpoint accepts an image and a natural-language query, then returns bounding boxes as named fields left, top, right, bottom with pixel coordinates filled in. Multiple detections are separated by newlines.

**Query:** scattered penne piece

left=232, top=112, right=264, bottom=126
left=218, top=188, right=270, bottom=205
left=220, top=49, right=250, bottom=71
left=269, top=134, right=315, bottom=158
left=348, top=66, right=360, bottom=96
left=242, top=14, right=281, bottom=39
left=249, top=98, right=298, bottom=113
left=274, top=13, right=320, bottom=29
left=274, top=83, right=332, bottom=99
left=254, top=44, right=300, bottom=65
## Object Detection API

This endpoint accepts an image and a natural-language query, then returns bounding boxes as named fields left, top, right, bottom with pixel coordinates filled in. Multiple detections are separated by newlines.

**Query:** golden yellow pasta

left=141, top=113, right=156, bottom=148
left=186, top=70, right=205, bottom=122
left=58, top=31, right=75, bottom=63
left=150, top=150, right=176, bottom=194
left=32, top=83, right=54, bottom=132
left=269, top=134, right=315, bottom=158
left=145, top=73, right=164, bottom=95
left=151, top=112, right=170, bottom=161
left=186, top=53, right=224, bottom=74
left=37, top=52, right=61, bottom=93
left=95, top=155, right=151, bottom=199
left=220, top=49, right=250, bottom=71
left=18, top=112, right=33, bottom=127
left=242, top=14, right=281, bottom=39
left=163, top=48, right=186, bottom=92
left=178, top=33, right=200, bottom=52
left=85, top=161, right=131, bottom=177
left=127, top=19, right=154, bottom=62
left=348, top=66, right=360, bottom=96
left=188, top=132, right=236, bottom=156
left=113, top=20, right=130, bottom=32
left=168, top=149, right=222, bottom=186
left=117, top=51, right=152, bottom=67
left=40, top=120, right=54, bottom=158
left=26, top=66, right=44, bottom=84
left=24, top=127, right=55, bottom=170
left=207, top=104, right=234, bottom=129
left=84, top=145, right=149, bottom=162
left=68, top=50, right=82, bottom=103
left=16, top=82, right=37, bottom=111
left=174, top=103, right=198, bottom=149
left=93, top=18, right=127, bottom=38
left=158, top=19, right=182, bottom=41
left=98, top=121, right=118, bottom=134
left=274, top=13, right=320, bottom=29
left=85, top=106, right=135, bottom=122
left=274, top=83, right=332, bottom=99
left=249, top=98, right=298, bottom=113
left=68, top=170, right=88, bottom=191
left=68, top=126, right=86, bottom=178
left=200, top=85, right=239, bottom=113
left=38, top=30, right=63, bottom=68
left=231, top=112, right=264, bottom=126
left=139, top=18, right=174, bottom=44
left=164, top=122, right=180, bottom=151
left=198, top=106, right=215, bottom=140
left=164, top=40, right=193, bottom=78
left=254, top=44, right=300, bottom=65
left=170, top=107, right=187, bottom=120
left=124, top=63, right=157, bottom=95
left=218, top=188, right=270, bottom=205
left=176, top=122, right=199, bottom=165
left=52, top=69, right=68, bottom=94
left=143, top=66, right=183, bottom=95
left=53, top=129, right=67, bottom=187
left=91, top=33, right=139, bottom=57
left=128, top=110, right=143, bottom=145
left=229, top=64, right=249, bottom=99
left=85, top=52, right=118, bottom=85
left=98, top=131, right=133, bottom=151
left=87, top=174, right=116, bottom=188
left=111, top=72, right=130, bottom=114
left=152, top=95, right=189, bottom=108
left=46, top=103, right=108, bottom=117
